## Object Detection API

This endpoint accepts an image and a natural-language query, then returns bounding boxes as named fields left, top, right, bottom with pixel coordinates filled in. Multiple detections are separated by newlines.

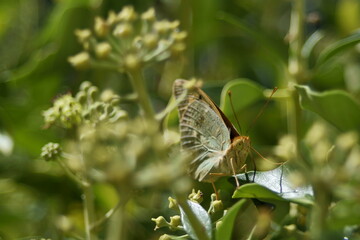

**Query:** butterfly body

left=173, top=79, right=251, bottom=183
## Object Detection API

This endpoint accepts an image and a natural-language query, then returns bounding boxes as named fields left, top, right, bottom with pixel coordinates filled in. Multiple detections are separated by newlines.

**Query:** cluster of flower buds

left=153, top=190, right=224, bottom=240
left=41, top=142, right=62, bottom=161
left=42, top=81, right=127, bottom=128
left=68, top=6, right=187, bottom=72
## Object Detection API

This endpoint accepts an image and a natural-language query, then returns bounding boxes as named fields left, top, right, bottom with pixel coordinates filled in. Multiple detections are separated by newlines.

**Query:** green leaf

left=236, top=166, right=314, bottom=206
left=233, top=183, right=285, bottom=201
left=316, top=31, right=360, bottom=66
left=179, top=200, right=212, bottom=240
left=302, top=30, right=325, bottom=60
left=220, top=79, right=264, bottom=128
left=296, top=85, right=360, bottom=132
left=216, top=199, right=251, bottom=240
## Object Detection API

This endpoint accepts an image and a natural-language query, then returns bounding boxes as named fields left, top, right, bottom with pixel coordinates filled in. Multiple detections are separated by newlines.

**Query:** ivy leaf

left=220, top=79, right=264, bottom=113
left=216, top=199, right=251, bottom=240
left=235, top=166, right=314, bottom=205
left=316, top=31, right=360, bottom=67
left=296, top=85, right=360, bottom=133
left=216, top=199, right=257, bottom=240
left=179, top=200, right=212, bottom=240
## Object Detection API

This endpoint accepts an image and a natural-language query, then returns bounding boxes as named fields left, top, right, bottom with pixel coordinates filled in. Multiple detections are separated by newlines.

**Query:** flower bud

left=124, top=54, right=141, bottom=71
left=100, top=89, right=116, bottom=102
left=168, top=197, right=179, bottom=210
left=41, top=142, right=62, bottom=161
left=94, top=16, right=109, bottom=37
left=76, top=91, right=87, bottom=104
left=107, top=10, right=117, bottom=25
left=154, top=20, right=171, bottom=34
left=117, top=6, right=137, bottom=22
left=141, top=8, right=156, bottom=21
left=143, top=33, right=158, bottom=49
left=171, top=31, right=187, bottom=41
left=88, top=86, right=99, bottom=101
left=210, top=200, right=223, bottom=213
left=188, top=189, right=203, bottom=203
left=169, top=215, right=181, bottom=230
left=75, top=29, right=92, bottom=43
left=43, top=94, right=82, bottom=128
left=171, top=42, right=186, bottom=56
left=95, top=42, right=112, bottom=59
left=151, top=216, right=169, bottom=230
left=68, top=52, right=91, bottom=70
left=159, top=234, right=171, bottom=240
left=113, top=23, right=133, bottom=38
left=169, top=20, right=180, bottom=29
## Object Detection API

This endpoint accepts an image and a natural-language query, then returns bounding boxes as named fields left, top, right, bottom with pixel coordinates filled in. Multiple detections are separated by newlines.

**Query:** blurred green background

left=0, top=0, right=359, bottom=239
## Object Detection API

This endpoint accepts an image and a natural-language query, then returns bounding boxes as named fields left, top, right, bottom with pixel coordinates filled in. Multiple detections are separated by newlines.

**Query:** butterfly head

left=225, top=135, right=251, bottom=170
left=232, top=135, right=250, bottom=145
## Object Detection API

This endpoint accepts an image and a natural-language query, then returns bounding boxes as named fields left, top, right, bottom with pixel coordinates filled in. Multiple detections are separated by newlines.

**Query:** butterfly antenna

left=246, top=87, right=278, bottom=135
left=228, top=91, right=243, bottom=135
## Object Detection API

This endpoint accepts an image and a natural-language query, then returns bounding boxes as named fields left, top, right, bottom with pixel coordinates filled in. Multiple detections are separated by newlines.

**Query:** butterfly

left=173, top=79, right=252, bottom=184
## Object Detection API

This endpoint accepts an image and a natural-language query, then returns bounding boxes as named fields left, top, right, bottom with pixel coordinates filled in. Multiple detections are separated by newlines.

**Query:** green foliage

left=296, top=85, right=360, bottom=132
left=1, top=0, right=360, bottom=240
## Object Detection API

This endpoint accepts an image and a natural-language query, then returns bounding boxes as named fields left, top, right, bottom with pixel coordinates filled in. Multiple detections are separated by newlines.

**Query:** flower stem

left=127, top=70, right=155, bottom=119
left=106, top=196, right=130, bottom=240
left=83, top=185, right=97, bottom=240
left=288, top=0, right=305, bottom=157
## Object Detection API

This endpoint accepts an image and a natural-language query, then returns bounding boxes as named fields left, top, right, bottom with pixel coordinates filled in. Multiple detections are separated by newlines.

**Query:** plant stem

left=106, top=196, right=129, bottom=240
left=288, top=0, right=305, bottom=157
left=83, top=185, right=97, bottom=240
left=127, top=70, right=155, bottom=119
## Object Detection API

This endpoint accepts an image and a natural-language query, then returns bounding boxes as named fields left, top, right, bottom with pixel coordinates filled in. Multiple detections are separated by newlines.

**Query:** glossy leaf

left=179, top=200, right=212, bottom=240
left=220, top=79, right=264, bottom=116
left=233, top=183, right=285, bottom=201
left=236, top=166, right=314, bottom=205
left=316, top=31, right=360, bottom=66
left=296, top=85, right=360, bottom=132
left=216, top=199, right=250, bottom=240
left=302, top=30, right=325, bottom=60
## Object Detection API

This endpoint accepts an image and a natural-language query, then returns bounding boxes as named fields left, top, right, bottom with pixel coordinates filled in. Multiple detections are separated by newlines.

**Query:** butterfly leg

left=230, top=157, right=240, bottom=188
left=248, top=151, right=257, bottom=182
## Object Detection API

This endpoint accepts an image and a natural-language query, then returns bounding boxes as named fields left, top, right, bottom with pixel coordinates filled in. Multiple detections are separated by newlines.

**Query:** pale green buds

left=88, top=86, right=99, bottom=101
left=210, top=200, right=224, bottom=213
left=75, top=29, right=92, bottom=43
left=80, top=81, right=92, bottom=91
left=70, top=6, right=186, bottom=73
left=43, top=94, right=82, bottom=128
left=141, top=8, right=155, bottom=21
left=168, top=197, right=179, bottom=210
left=151, top=216, right=169, bottom=230
left=107, top=10, right=117, bottom=25
left=169, top=215, right=181, bottom=230
left=171, top=31, right=187, bottom=41
left=188, top=189, right=203, bottom=203
left=124, top=54, right=141, bottom=71
left=154, top=20, right=172, bottom=34
left=117, top=6, right=137, bottom=22
left=94, top=16, right=109, bottom=37
left=68, top=52, right=91, bottom=70
left=41, top=142, right=62, bottom=161
left=113, top=23, right=133, bottom=38
left=143, top=33, right=158, bottom=49
left=95, top=42, right=112, bottom=59
left=159, top=234, right=171, bottom=240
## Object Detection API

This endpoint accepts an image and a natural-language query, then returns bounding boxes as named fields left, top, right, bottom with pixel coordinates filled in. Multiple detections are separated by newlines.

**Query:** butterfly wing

left=173, top=79, right=238, bottom=182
